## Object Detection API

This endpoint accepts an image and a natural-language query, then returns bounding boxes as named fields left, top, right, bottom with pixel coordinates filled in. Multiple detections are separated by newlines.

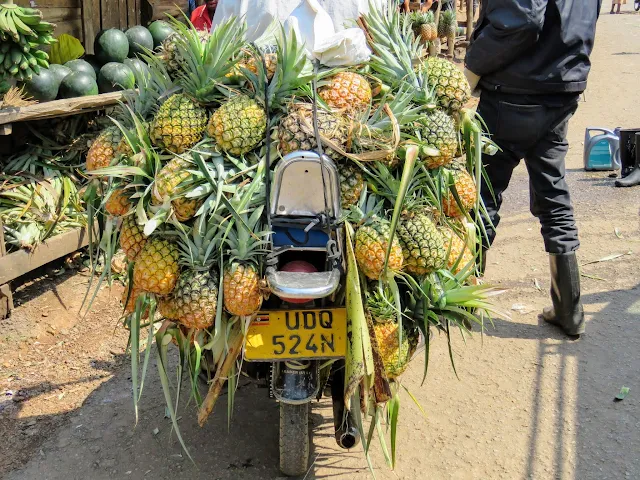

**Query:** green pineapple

left=411, top=109, right=458, bottom=168
left=397, top=209, right=446, bottom=276
left=425, top=57, right=471, bottom=112
left=339, top=162, right=365, bottom=209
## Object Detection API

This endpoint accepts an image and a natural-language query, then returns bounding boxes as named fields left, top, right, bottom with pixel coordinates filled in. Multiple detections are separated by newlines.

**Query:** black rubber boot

left=542, top=252, right=585, bottom=336
left=615, top=131, right=640, bottom=187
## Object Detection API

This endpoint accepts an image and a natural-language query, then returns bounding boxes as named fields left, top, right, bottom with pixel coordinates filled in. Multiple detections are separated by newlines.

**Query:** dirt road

left=2, top=8, right=640, bottom=480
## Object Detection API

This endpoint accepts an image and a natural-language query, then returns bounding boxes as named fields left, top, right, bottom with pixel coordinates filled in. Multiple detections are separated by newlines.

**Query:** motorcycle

left=242, top=150, right=360, bottom=476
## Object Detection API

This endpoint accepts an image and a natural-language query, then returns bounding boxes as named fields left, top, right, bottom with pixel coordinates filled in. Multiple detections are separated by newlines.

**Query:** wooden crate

left=0, top=222, right=97, bottom=319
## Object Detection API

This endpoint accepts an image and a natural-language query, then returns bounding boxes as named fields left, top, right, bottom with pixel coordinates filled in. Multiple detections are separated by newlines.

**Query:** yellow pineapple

left=133, top=237, right=180, bottom=295
left=223, top=208, right=268, bottom=317
left=119, top=216, right=147, bottom=261
left=105, top=188, right=131, bottom=217
left=86, top=127, right=122, bottom=171
left=439, top=226, right=474, bottom=274
left=121, top=283, right=149, bottom=319
left=207, top=95, right=266, bottom=155
left=150, top=94, right=208, bottom=154
left=319, top=71, right=372, bottom=114
left=152, top=157, right=202, bottom=221
left=373, top=322, right=419, bottom=379
left=355, top=218, right=403, bottom=280
left=442, top=167, right=477, bottom=218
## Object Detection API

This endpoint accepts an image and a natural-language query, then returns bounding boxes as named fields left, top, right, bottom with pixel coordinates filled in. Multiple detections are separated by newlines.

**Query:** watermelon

left=48, top=64, right=72, bottom=84
left=58, top=72, right=99, bottom=98
left=64, top=59, right=97, bottom=80
left=125, top=26, right=154, bottom=57
left=148, top=20, right=174, bottom=49
left=98, top=62, right=135, bottom=93
left=95, top=28, right=129, bottom=64
left=83, top=54, right=102, bottom=77
left=23, top=68, right=60, bottom=101
left=123, top=57, right=150, bottom=82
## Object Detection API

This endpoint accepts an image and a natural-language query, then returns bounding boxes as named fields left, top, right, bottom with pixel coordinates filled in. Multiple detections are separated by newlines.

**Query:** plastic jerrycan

left=584, top=127, right=621, bottom=171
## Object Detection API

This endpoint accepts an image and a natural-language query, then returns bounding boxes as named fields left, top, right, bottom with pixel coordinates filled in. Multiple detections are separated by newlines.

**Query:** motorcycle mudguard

left=271, top=360, right=320, bottom=404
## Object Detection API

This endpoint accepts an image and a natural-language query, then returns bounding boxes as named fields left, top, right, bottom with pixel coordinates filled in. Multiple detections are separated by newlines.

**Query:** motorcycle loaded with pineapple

left=78, top=4, right=505, bottom=478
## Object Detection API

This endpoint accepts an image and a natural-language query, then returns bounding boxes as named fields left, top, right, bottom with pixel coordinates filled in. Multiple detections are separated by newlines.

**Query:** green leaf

left=614, top=386, right=630, bottom=401
left=49, top=34, right=84, bottom=65
left=389, top=390, right=400, bottom=469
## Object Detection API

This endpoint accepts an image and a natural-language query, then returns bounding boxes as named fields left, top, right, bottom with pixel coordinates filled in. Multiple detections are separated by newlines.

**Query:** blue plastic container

left=584, top=127, right=620, bottom=171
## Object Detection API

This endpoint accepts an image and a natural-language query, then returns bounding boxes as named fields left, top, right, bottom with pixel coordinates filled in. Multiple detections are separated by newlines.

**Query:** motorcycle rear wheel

left=279, top=403, right=310, bottom=476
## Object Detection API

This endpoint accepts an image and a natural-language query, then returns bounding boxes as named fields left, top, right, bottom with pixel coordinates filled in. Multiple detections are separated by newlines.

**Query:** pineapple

left=120, top=216, right=147, bottom=261
left=158, top=295, right=179, bottom=320
left=319, top=72, right=372, bottom=114
left=149, top=93, right=208, bottom=154
left=86, top=126, right=122, bottom=171
left=366, top=283, right=396, bottom=324
left=439, top=225, right=474, bottom=274
left=397, top=210, right=446, bottom=276
left=442, top=166, right=477, bottom=217
left=244, top=52, right=277, bottom=81
left=339, top=163, right=365, bottom=209
left=437, top=9, right=458, bottom=39
left=150, top=19, right=246, bottom=154
left=172, top=269, right=219, bottom=329
left=152, top=156, right=203, bottom=221
left=222, top=207, right=269, bottom=317
left=355, top=219, right=403, bottom=280
left=410, top=11, right=437, bottom=43
left=105, top=188, right=131, bottom=217
left=425, top=57, right=471, bottom=112
left=278, top=103, right=348, bottom=161
left=158, top=30, right=210, bottom=77
left=121, top=283, right=149, bottom=319
left=207, top=95, right=266, bottom=155
left=133, top=237, right=180, bottom=295
left=413, top=109, right=458, bottom=169
left=373, top=322, right=419, bottom=379
left=173, top=197, right=203, bottom=222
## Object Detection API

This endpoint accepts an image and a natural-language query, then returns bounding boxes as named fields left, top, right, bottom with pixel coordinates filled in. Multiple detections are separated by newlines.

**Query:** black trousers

left=477, top=90, right=581, bottom=255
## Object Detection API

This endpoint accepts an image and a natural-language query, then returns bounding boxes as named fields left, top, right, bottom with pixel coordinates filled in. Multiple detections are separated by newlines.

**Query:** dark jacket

left=465, top=0, right=601, bottom=95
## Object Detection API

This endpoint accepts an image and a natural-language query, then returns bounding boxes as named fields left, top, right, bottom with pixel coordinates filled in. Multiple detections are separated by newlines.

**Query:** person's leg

left=524, top=101, right=584, bottom=336
left=475, top=93, right=523, bottom=253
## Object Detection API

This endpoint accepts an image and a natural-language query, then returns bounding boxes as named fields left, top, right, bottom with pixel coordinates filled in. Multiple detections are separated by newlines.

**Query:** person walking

left=463, top=0, right=602, bottom=337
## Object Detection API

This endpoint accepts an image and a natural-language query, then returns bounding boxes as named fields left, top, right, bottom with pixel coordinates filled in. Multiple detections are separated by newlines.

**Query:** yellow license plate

left=245, top=308, right=347, bottom=361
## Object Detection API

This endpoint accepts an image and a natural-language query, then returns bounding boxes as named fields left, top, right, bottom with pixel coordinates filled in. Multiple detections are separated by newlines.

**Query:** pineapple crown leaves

left=169, top=15, right=247, bottom=103
left=241, top=25, right=314, bottom=112
left=176, top=214, right=220, bottom=269
left=221, top=205, right=270, bottom=267
left=359, top=2, right=437, bottom=106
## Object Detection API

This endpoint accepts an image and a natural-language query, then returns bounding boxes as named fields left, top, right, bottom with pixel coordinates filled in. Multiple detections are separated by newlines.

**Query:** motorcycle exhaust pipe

left=331, top=361, right=360, bottom=449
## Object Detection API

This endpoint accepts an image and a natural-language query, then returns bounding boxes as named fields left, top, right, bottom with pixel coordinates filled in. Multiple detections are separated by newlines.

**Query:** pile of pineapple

left=82, top=3, right=502, bottom=450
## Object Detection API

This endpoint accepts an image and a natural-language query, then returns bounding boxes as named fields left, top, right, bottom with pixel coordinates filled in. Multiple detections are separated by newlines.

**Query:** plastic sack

left=212, top=0, right=383, bottom=65
left=284, top=0, right=372, bottom=66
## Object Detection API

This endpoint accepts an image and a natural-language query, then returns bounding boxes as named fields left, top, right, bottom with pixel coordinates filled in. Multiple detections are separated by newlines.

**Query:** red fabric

left=190, top=5, right=212, bottom=31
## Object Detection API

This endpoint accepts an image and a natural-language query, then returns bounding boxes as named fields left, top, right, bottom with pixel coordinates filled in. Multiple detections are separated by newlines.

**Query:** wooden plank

left=82, top=0, right=96, bottom=54
left=101, top=0, right=119, bottom=29
left=0, top=219, right=14, bottom=319
left=127, top=0, right=137, bottom=28
left=0, top=91, right=127, bottom=126
left=0, top=225, right=93, bottom=285
left=134, top=0, right=141, bottom=25
left=118, top=0, right=128, bottom=29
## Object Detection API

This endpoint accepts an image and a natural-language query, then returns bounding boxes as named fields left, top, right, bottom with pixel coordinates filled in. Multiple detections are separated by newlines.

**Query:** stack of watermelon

left=22, top=20, right=174, bottom=102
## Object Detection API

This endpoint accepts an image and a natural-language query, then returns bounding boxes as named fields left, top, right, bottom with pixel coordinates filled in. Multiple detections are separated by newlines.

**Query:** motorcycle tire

left=279, top=403, right=310, bottom=476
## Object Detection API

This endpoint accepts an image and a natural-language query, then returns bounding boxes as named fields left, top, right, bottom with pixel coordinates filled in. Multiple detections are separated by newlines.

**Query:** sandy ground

left=2, top=7, right=640, bottom=480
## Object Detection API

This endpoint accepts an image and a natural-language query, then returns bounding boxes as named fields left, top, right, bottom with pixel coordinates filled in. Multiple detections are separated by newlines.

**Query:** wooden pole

left=197, top=323, right=244, bottom=426
left=466, top=0, right=474, bottom=41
